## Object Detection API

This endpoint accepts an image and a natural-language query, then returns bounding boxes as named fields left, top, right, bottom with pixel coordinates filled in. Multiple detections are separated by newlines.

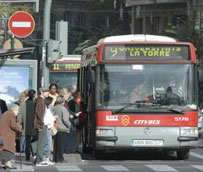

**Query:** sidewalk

left=10, top=152, right=83, bottom=168
left=198, top=138, right=203, bottom=148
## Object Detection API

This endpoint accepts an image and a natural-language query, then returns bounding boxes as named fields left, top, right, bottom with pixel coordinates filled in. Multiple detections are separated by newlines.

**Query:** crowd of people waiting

left=0, top=84, right=84, bottom=169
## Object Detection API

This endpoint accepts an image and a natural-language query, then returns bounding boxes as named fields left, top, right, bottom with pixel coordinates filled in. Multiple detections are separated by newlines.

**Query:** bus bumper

left=96, top=136, right=118, bottom=142
left=177, top=136, right=198, bottom=142
left=95, top=127, right=198, bottom=151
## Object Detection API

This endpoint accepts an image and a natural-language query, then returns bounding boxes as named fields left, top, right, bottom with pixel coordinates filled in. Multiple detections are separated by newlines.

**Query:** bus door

left=83, top=66, right=96, bottom=150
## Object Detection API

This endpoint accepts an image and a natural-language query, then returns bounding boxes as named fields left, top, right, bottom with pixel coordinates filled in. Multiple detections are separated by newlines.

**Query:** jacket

left=0, top=99, right=8, bottom=114
left=34, top=97, right=45, bottom=130
left=68, top=99, right=80, bottom=116
left=54, top=104, right=71, bottom=133
left=0, top=110, right=22, bottom=153
left=67, top=99, right=81, bottom=128
left=18, top=99, right=37, bottom=136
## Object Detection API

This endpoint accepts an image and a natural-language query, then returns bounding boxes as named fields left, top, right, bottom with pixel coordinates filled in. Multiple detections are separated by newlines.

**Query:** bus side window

left=87, top=67, right=96, bottom=113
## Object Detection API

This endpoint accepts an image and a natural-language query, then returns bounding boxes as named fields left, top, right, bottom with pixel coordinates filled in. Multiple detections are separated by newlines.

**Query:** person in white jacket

left=43, top=97, right=56, bottom=165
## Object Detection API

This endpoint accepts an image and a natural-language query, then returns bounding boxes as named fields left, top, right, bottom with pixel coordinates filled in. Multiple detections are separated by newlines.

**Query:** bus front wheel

left=82, top=143, right=93, bottom=154
left=177, top=149, right=190, bottom=160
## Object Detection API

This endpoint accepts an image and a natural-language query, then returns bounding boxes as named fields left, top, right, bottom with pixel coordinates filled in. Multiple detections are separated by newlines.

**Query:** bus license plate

left=131, top=140, right=163, bottom=146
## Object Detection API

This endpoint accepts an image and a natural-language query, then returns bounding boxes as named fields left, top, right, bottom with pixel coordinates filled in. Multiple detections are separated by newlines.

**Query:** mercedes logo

left=144, top=127, right=151, bottom=135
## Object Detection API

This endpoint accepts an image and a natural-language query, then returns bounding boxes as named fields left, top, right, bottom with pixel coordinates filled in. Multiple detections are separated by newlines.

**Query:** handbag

left=48, top=121, right=57, bottom=136
left=49, top=126, right=57, bottom=136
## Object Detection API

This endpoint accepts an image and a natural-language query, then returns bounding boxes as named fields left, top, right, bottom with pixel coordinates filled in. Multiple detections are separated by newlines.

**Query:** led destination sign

left=50, top=63, right=80, bottom=71
left=103, top=44, right=190, bottom=61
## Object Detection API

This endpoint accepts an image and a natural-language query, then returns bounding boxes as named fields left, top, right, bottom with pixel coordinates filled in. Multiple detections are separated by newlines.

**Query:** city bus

left=49, top=55, right=80, bottom=89
left=79, top=35, right=199, bottom=160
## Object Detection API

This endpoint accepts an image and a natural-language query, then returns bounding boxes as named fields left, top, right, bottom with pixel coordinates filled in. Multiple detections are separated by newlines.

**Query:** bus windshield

left=50, top=72, right=77, bottom=90
left=97, top=64, right=196, bottom=111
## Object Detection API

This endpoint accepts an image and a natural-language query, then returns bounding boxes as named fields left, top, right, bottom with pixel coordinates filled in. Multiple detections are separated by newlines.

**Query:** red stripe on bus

left=96, top=111, right=198, bottom=127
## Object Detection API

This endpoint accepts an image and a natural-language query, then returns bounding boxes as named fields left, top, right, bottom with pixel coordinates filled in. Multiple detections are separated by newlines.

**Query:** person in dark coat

left=66, top=91, right=81, bottom=153
left=0, top=104, right=22, bottom=169
left=34, top=87, right=50, bottom=166
left=18, top=89, right=37, bottom=161
left=0, top=99, right=8, bottom=115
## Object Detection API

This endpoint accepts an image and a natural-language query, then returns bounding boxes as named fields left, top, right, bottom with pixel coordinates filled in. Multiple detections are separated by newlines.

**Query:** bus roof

left=98, top=34, right=177, bottom=43
left=57, top=55, right=81, bottom=61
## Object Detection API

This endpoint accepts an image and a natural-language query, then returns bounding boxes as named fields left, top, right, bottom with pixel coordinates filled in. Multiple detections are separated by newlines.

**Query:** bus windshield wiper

left=112, top=101, right=186, bottom=114
left=112, top=103, right=135, bottom=114
left=112, top=101, right=154, bottom=114
left=166, top=106, right=184, bottom=114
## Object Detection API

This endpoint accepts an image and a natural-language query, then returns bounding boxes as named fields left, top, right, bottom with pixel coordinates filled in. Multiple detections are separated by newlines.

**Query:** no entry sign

left=8, top=11, right=35, bottom=38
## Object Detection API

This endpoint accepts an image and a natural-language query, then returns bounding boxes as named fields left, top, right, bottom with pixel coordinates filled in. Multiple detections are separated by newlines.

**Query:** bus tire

left=177, top=149, right=190, bottom=160
left=82, top=144, right=93, bottom=154
left=94, top=150, right=105, bottom=159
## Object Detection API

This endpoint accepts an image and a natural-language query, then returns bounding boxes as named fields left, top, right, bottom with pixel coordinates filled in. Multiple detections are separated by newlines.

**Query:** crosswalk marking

left=146, top=165, right=178, bottom=172
left=56, top=165, right=82, bottom=171
left=101, top=165, right=129, bottom=171
left=190, top=152, right=203, bottom=160
left=11, top=165, right=34, bottom=171
left=5, top=164, right=203, bottom=172
left=191, top=165, right=203, bottom=171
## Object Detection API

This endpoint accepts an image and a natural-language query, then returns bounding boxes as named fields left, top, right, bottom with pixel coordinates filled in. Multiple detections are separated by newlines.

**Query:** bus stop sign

left=8, top=11, right=35, bottom=38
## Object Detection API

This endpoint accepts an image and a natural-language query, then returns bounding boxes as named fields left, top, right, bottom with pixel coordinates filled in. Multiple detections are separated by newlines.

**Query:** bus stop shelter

left=0, top=47, right=35, bottom=58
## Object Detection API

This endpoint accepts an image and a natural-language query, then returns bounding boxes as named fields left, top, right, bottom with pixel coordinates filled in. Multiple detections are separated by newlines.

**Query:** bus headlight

left=181, top=128, right=198, bottom=136
left=96, top=129, right=114, bottom=136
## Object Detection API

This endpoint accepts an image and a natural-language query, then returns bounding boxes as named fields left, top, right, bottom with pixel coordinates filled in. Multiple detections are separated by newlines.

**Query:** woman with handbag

left=53, top=95, right=71, bottom=162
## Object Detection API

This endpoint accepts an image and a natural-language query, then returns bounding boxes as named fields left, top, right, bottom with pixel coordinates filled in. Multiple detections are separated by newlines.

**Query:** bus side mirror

left=199, top=70, right=203, bottom=83
left=87, top=68, right=95, bottom=84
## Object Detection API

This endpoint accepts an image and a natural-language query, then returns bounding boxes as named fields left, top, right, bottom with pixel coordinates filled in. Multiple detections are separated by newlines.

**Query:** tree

left=164, top=11, right=203, bottom=61
left=73, top=40, right=95, bottom=54
left=0, top=2, right=33, bottom=48
left=73, top=0, right=131, bottom=54
left=0, top=3, right=33, bottom=17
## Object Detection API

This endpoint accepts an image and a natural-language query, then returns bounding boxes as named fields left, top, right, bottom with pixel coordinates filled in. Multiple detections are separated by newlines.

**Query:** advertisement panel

left=0, top=67, right=29, bottom=105
left=0, top=60, right=37, bottom=107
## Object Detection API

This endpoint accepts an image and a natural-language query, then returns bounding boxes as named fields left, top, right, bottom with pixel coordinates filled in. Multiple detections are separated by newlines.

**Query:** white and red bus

left=49, top=55, right=80, bottom=89
left=79, top=35, right=199, bottom=160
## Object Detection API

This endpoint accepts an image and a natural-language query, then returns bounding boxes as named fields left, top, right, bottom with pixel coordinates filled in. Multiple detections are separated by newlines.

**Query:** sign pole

left=42, top=0, right=52, bottom=87
left=11, top=35, right=15, bottom=59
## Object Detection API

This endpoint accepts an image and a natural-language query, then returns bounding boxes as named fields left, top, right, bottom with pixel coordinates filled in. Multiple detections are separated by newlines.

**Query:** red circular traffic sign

left=8, top=11, right=35, bottom=38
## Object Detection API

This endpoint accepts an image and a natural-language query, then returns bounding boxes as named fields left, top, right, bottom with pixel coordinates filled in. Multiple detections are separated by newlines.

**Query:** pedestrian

left=43, top=96, right=56, bottom=165
left=70, top=85, right=77, bottom=94
left=59, top=88, right=71, bottom=110
left=0, top=98, right=8, bottom=116
left=49, top=83, right=59, bottom=106
left=16, top=89, right=29, bottom=153
left=17, top=90, right=29, bottom=105
left=53, top=95, right=71, bottom=163
left=164, top=86, right=181, bottom=105
left=34, top=87, right=49, bottom=166
left=68, top=85, right=77, bottom=102
left=0, top=104, right=22, bottom=169
left=66, top=91, right=82, bottom=153
left=17, top=89, right=37, bottom=161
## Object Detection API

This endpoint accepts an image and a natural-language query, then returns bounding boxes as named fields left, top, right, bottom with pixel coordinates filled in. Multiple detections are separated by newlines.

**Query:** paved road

left=0, top=149, right=202, bottom=172
left=1, top=141, right=203, bottom=172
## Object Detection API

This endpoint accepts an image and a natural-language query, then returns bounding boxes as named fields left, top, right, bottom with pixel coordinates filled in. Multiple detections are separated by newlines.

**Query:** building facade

left=125, top=0, right=203, bottom=35
left=37, top=0, right=90, bottom=54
